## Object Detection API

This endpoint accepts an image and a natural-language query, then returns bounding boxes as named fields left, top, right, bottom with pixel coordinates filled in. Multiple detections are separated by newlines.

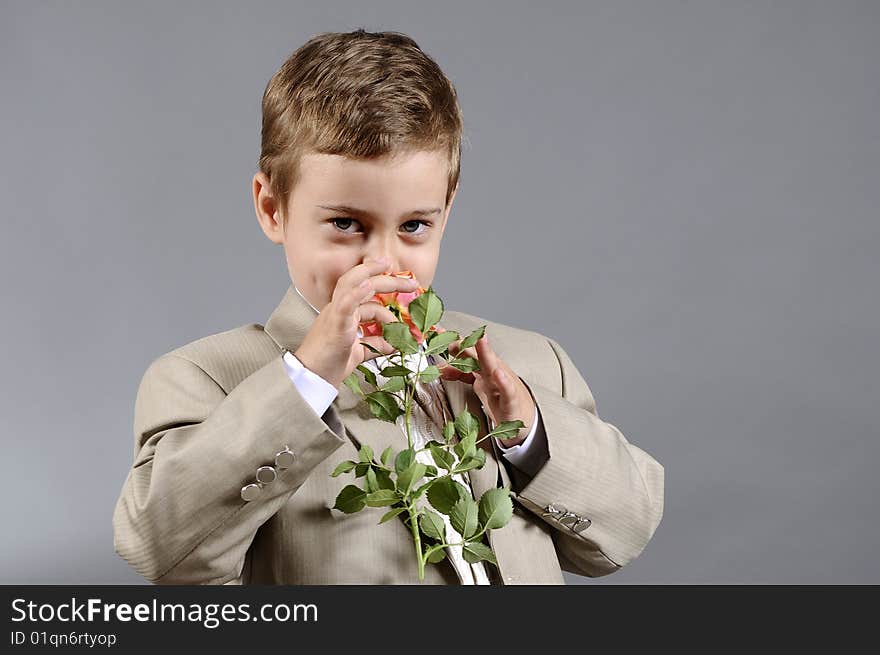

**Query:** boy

left=113, top=29, right=664, bottom=584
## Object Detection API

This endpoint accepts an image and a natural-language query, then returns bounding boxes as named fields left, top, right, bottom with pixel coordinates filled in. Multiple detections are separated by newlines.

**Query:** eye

left=401, top=219, right=431, bottom=235
left=330, top=217, right=361, bottom=233
left=329, top=217, right=431, bottom=237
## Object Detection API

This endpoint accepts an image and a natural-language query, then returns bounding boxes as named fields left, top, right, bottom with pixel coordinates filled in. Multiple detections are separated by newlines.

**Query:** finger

left=472, top=380, right=497, bottom=422
left=357, top=301, right=397, bottom=326
left=447, top=339, right=478, bottom=363
left=435, top=326, right=481, bottom=376
left=438, top=362, right=475, bottom=384
left=337, top=256, right=393, bottom=300
left=491, top=368, right=518, bottom=411
left=475, top=333, right=500, bottom=377
left=359, top=336, right=396, bottom=361
left=368, top=272, right=420, bottom=294
left=335, top=278, right=384, bottom=330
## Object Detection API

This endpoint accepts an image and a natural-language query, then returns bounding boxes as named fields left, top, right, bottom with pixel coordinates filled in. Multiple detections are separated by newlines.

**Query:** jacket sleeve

left=112, top=353, right=348, bottom=584
left=507, top=337, right=665, bottom=578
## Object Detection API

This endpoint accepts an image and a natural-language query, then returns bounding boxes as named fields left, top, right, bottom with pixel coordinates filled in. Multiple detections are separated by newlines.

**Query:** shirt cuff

left=494, top=402, right=539, bottom=455
left=282, top=350, right=339, bottom=417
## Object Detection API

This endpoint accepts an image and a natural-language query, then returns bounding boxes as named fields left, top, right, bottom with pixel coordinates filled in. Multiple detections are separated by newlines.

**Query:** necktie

left=367, top=349, right=493, bottom=585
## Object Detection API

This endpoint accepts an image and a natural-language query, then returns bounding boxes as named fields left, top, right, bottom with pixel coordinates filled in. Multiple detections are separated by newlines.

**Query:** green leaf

left=486, top=420, right=525, bottom=442
left=356, top=364, right=378, bottom=388
left=380, top=446, right=393, bottom=467
left=395, top=448, right=415, bottom=475
left=380, top=365, right=413, bottom=378
left=365, top=391, right=403, bottom=423
left=343, top=373, right=363, bottom=396
left=333, top=485, right=366, bottom=513
left=374, top=468, right=395, bottom=491
left=449, top=357, right=480, bottom=373
left=358, top=444, right=374, bottom=464
left=417, top=365, right=441, bottom=383
left=450, top=497, right=479, bottom=539
left=365, top=467, right=378, bottom=492
left=427, top=477, right=471, bottom=515
left=382, top=322, right=419, bottom=355
left=454, top=410, right=479, bottom=442
left=452, top=448, right=486, bottom=474
left=360, top=342, right=384, bottom=356
left=419, top=510, right=446, bottom=540
left=425, top=330, right=459, bottom=356
left=380, top=376, right=406, bottom=393
left=379, top=507, right=407, bottom=524
left=408, top=289, right=444, bottom=335
left=462, top=541, right=497, bottom=565
left=454, top=432, right=477, bottom=461
left=428, top=443, right=455, bottom=471
left=442, top=421, right=456, bottom=444
left=396, top=461, right=426, bottom=495
left=365, top=489, right=400, bottom=507
left=459, top=325, right=487, bottom=350
left=354, top=463, right=370, bottom=478
left=412, top=478, right=437, bottom=500
left=478, top=487, right=513, bottom=531
left=426, top=548, right=447, bottom=564
left=330, top=460, right=357, bottom=477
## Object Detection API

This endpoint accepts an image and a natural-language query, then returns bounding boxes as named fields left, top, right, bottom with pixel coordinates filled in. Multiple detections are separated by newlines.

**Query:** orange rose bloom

left=359, top=270, right=429, bottom=343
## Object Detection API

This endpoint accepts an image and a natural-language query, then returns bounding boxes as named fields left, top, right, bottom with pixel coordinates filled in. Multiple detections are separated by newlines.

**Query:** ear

left=253, top=171, right=284, bottom=245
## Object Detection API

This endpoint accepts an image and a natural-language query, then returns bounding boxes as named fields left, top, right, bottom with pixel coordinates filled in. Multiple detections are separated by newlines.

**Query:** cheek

left=409, top=250, right=440, bottom=287
left=316, top=256, right=363, bottom=296
left=284, top=237, right=349, bottom=293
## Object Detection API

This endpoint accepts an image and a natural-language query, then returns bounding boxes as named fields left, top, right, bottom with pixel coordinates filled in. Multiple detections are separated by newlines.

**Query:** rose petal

left=362, top=271, right=429, bottom=343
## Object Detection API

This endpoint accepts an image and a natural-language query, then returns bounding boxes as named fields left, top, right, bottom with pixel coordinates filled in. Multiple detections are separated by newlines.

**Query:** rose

left=359, top=270, right=430, bottom=343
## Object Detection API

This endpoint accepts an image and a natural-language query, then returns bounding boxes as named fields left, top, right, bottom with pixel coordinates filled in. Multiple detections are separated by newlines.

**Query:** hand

left=436, top=327, right=535, bottom=448
left=294, top=257, right=420, bottom=388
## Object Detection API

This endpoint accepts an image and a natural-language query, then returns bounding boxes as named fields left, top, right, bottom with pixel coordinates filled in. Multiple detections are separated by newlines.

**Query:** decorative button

left=275, top=447, right=296, bottom=470
left=542, top=503, right=567, bottom=518
left=256, top=466, right=277, bottom=484
left=240, top=483, right=262, bottom=502
left=573, top=517, right=592, bottom=533
left=559, top=512, right=580, bottom=528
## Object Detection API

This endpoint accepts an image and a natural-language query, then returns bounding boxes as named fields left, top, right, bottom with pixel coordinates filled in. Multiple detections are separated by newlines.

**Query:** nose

left=366, top=253, right=399, bottom=272
left=365, top=230, right=403, bottom=272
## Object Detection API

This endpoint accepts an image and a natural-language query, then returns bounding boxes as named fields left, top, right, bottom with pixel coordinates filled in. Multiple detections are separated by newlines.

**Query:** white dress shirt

left=281, top=285, right=550, bottom=583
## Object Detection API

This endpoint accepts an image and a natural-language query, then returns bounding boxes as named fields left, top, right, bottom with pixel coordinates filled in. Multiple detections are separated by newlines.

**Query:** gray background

left=1, top=0, right=877, bottom=584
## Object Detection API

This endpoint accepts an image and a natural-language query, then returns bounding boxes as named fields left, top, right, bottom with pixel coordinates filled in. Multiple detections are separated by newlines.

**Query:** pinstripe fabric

left=112, top=284, right=664, bottom=584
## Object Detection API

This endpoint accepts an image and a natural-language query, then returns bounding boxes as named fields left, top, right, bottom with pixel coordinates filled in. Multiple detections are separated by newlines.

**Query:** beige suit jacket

left=113, top=285, right=664, bottom=584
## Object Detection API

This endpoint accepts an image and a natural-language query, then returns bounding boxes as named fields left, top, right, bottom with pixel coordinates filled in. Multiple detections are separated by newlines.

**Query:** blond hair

left=258, top=29, right=464, bottom=224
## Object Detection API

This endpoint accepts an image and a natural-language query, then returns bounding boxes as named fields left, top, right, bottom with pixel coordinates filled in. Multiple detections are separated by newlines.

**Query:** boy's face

left=254, top=149, right=457, bottom=311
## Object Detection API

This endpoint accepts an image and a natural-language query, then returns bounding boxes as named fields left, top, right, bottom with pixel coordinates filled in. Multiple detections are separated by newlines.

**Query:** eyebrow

left=316, top=204, right=442, bottom=218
